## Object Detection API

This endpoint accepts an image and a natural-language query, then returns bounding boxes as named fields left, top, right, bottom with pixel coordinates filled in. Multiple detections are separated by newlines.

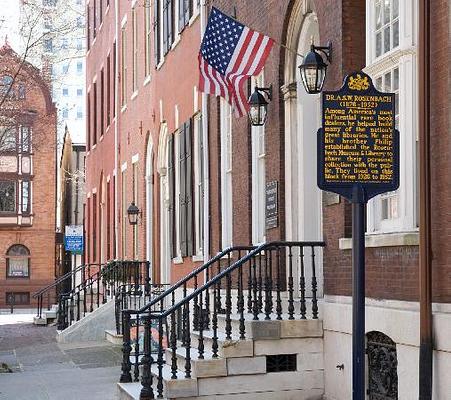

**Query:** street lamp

left=248, top=85, right=272, bottom=126
left=298, top=41, right=332, bottom=94
left=127, top=202, right=140, bottom=260
left=127, top=202, right=140, bottom=226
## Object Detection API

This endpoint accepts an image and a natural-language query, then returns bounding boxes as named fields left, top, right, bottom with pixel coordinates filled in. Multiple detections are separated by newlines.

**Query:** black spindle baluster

left=134, top=315, right=141, bottom=382
left=288, top=246, right=295, bottom=320
left=276, top=247, right=282, bottom=320
left=182, top=283, right=187, bottom=346
left=211, top=284, right=219, bottom=358
left=76, top=292, right=80, bottom=321
left=252, top=256, right=259, bottom=320
left=311, top=246, right=318, bottom=319
left=238, top=251, right=245, bottom=339
left=205, top=266, right=210, bottom=329
left=97, top=274, right=100, bottom=309
left=184, top=301, right=192, bottom=378
left=140, top=314, right=155, bottom=400
left=193, top=275, right=199, bottom=330
left=157, top=318, right=164, bottom=398
left=217, top=260, right=223, bottom=313
left=120, top=311, right=132, bottom=383
left=90, top=279, right=94, bottom=312
left=258, top=254, right=263, bottom=314
left=170, top=312, right=178, bottom=379
left=198, top=290, right=204, bottom=359
left=299, top=246, right=306, bottom=319
left=247, top=259, right=252, bottom=313
left=225, top=274, right=232, bottom=339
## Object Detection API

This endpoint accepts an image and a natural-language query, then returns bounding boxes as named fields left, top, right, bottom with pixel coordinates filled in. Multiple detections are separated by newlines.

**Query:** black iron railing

left=119, top=241, right=325, bottom=399
left=33, top=263, right=102, bottom=319
left=57, top=260, right=150, bottom=330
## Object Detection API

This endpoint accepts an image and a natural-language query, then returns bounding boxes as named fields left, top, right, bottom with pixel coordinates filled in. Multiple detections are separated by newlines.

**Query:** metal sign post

left=317, top=72, right=400, bottom=399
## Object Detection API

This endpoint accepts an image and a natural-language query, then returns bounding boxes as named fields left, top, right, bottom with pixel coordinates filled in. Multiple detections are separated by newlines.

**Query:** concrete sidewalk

left=0, top=316, right=122, bottom=400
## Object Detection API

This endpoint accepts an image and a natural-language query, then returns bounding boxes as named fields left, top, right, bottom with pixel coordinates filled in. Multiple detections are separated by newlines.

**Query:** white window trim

left=365, top=0, right=418, bottom=234
left=193, top=112, right=203, bottom=257
left=220, top=99, right=233, bottom=248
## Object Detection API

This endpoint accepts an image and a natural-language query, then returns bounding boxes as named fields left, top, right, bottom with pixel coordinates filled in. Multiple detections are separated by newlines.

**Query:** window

left=42, top=0, right=57, bottom=7
left=162, top=0, right=174, bottom=55
left=62, top=108, right=69, bottom=119
left=87, top=92, right=91, bottom=150
left=77, top=17, right=83, bottom=28
left=76, top=38, right=83, bottom=51
left=144, top=0, right=152, bottom=76
left=121, top=25, right=127, bottom=106
left=132, top=6, right=138, bottom=92
left=178, top=120, right=194, bottom=257
left=1, top=75, right=14, bottom=99
left=193, top=114, right=204, bottom=255
left=0, top=181, right=15, bottom=213
left=21, top=126, right=30, bottom=153
left=100, top=68, right=105, bottom=136
left=62, top=87, right=69, bottom=96
left=44, top=38, right=53, bottom=52
left=21, top=181, right=30, bottom=214
left=154, top=0, right=161, bottom=64
left=99, top=0, right=103, bottom=24
left=61, top=38, right=68, bottom=49
left=6, top=245, right=30, bottom=278
left=6, top=292, right=30, bottom=305
left=107, top=55, right=111, bottom=125
left=251, top=73, right=266, bottom=244
left=93, top=193, right=97, bottom=261
left=76, top=107, right=83, bottom=119
left=0, top=125, right=17, bottom=152
left=220, top=99, right=233, bottom=247
left=366, top=0, right=417, bottom=233
left=93, top=81, right=97, bottom=144
left=93, top=0, right=97, bottom=37
left=178, top=0, right=192, bottom=32
left=62, top=63, right=69, bottom=74
left=121, top=170, right=127, bottom=257
left=87, top=5, right=91, bottom=50
left=77, top=88, right=83, bottom=96
left=77, top=62, right=83, bottom=74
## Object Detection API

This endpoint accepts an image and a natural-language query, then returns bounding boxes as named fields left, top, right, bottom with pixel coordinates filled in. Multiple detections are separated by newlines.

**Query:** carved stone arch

left=366, top=331, right=398, bottom=399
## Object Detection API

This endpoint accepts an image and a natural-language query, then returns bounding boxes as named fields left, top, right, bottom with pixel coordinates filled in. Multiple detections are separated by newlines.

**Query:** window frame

left=365, top=0, right=418, bottom=234
left=193, top=113, right=204, bottom=257
left=6, top=245, right=31, bottom=279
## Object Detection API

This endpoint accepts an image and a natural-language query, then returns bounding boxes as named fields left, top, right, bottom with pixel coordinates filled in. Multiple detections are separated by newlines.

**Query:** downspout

left=201, top=1, right=210, bottom=265
left=418, top=0, right=432, bottom=398
left=114, top=0, right=120, bottom=259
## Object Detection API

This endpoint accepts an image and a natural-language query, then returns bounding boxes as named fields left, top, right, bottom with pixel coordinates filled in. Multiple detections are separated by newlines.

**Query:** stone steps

left=117, top=318, right=324, bottom=399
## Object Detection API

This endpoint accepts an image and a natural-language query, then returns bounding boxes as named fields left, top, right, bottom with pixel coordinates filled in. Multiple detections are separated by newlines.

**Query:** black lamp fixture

left=127, top=202, right=140, bottom=226
left=299, top=40, right=332, bottom=94
left=248, top=85, right=273, bottom=126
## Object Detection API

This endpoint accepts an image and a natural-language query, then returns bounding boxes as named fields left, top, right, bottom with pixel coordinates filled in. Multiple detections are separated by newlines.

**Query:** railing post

left=57, top=295, right=67, bottom=330
left=140, top=314, right=155, bottom=400
left=120, top=311, right=133, bottom=383
left=145, top=261, right=151, bottom=297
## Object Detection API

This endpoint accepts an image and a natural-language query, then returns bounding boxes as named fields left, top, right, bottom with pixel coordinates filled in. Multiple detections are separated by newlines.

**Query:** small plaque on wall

left=265, top=181, right=278, bottom=230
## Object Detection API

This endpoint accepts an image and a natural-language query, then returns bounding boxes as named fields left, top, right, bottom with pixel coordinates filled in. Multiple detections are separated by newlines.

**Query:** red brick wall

left=0, top=49, right=57, bottom=307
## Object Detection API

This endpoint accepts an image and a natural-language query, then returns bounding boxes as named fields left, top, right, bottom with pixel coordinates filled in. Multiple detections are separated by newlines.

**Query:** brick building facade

left=0, top=43, right=57, bottom=308
left=85, top=0, right=450, bottom=397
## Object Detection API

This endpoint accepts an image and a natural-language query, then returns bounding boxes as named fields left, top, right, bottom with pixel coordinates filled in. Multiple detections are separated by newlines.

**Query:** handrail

left=149, top=241, right=325, bottom=319
left=32, top=262, right=104, bottom=298
left=127, top=245, right=256, bottom=315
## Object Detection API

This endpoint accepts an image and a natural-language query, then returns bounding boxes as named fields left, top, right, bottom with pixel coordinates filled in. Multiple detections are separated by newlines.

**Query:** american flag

left=199, top=7, right=274, bottom=117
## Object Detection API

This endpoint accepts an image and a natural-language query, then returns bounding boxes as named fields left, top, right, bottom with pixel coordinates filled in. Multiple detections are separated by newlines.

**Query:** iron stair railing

left=33, top=262, right=102, bottom=319
left=57, top=260, right=151, bottom=330
left=119, top=241, right=325, bottom=399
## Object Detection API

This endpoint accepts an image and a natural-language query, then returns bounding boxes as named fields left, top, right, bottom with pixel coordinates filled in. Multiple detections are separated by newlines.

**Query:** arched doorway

left=145, top=136, right=153, bottom=280
left=283, top=1, right=323, bottom=298
left=157, top=123, right=170, bottom=285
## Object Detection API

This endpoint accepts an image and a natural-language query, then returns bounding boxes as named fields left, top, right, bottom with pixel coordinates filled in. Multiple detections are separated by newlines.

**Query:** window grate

left=266, top=354, right=297, bottom=373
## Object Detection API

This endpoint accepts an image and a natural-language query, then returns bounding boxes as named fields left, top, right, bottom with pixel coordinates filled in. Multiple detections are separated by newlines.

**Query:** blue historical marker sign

left=317, top=71, right=400, bottom=203
left=64, top=225, right=84, bottom=254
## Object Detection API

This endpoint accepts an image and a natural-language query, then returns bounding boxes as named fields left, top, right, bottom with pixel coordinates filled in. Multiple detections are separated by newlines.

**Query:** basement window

left=266, top=354, right=297, bottom=373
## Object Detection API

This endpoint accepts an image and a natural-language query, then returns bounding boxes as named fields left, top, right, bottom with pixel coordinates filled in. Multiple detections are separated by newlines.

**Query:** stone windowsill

left=339, top=231, right=419, bottom=250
